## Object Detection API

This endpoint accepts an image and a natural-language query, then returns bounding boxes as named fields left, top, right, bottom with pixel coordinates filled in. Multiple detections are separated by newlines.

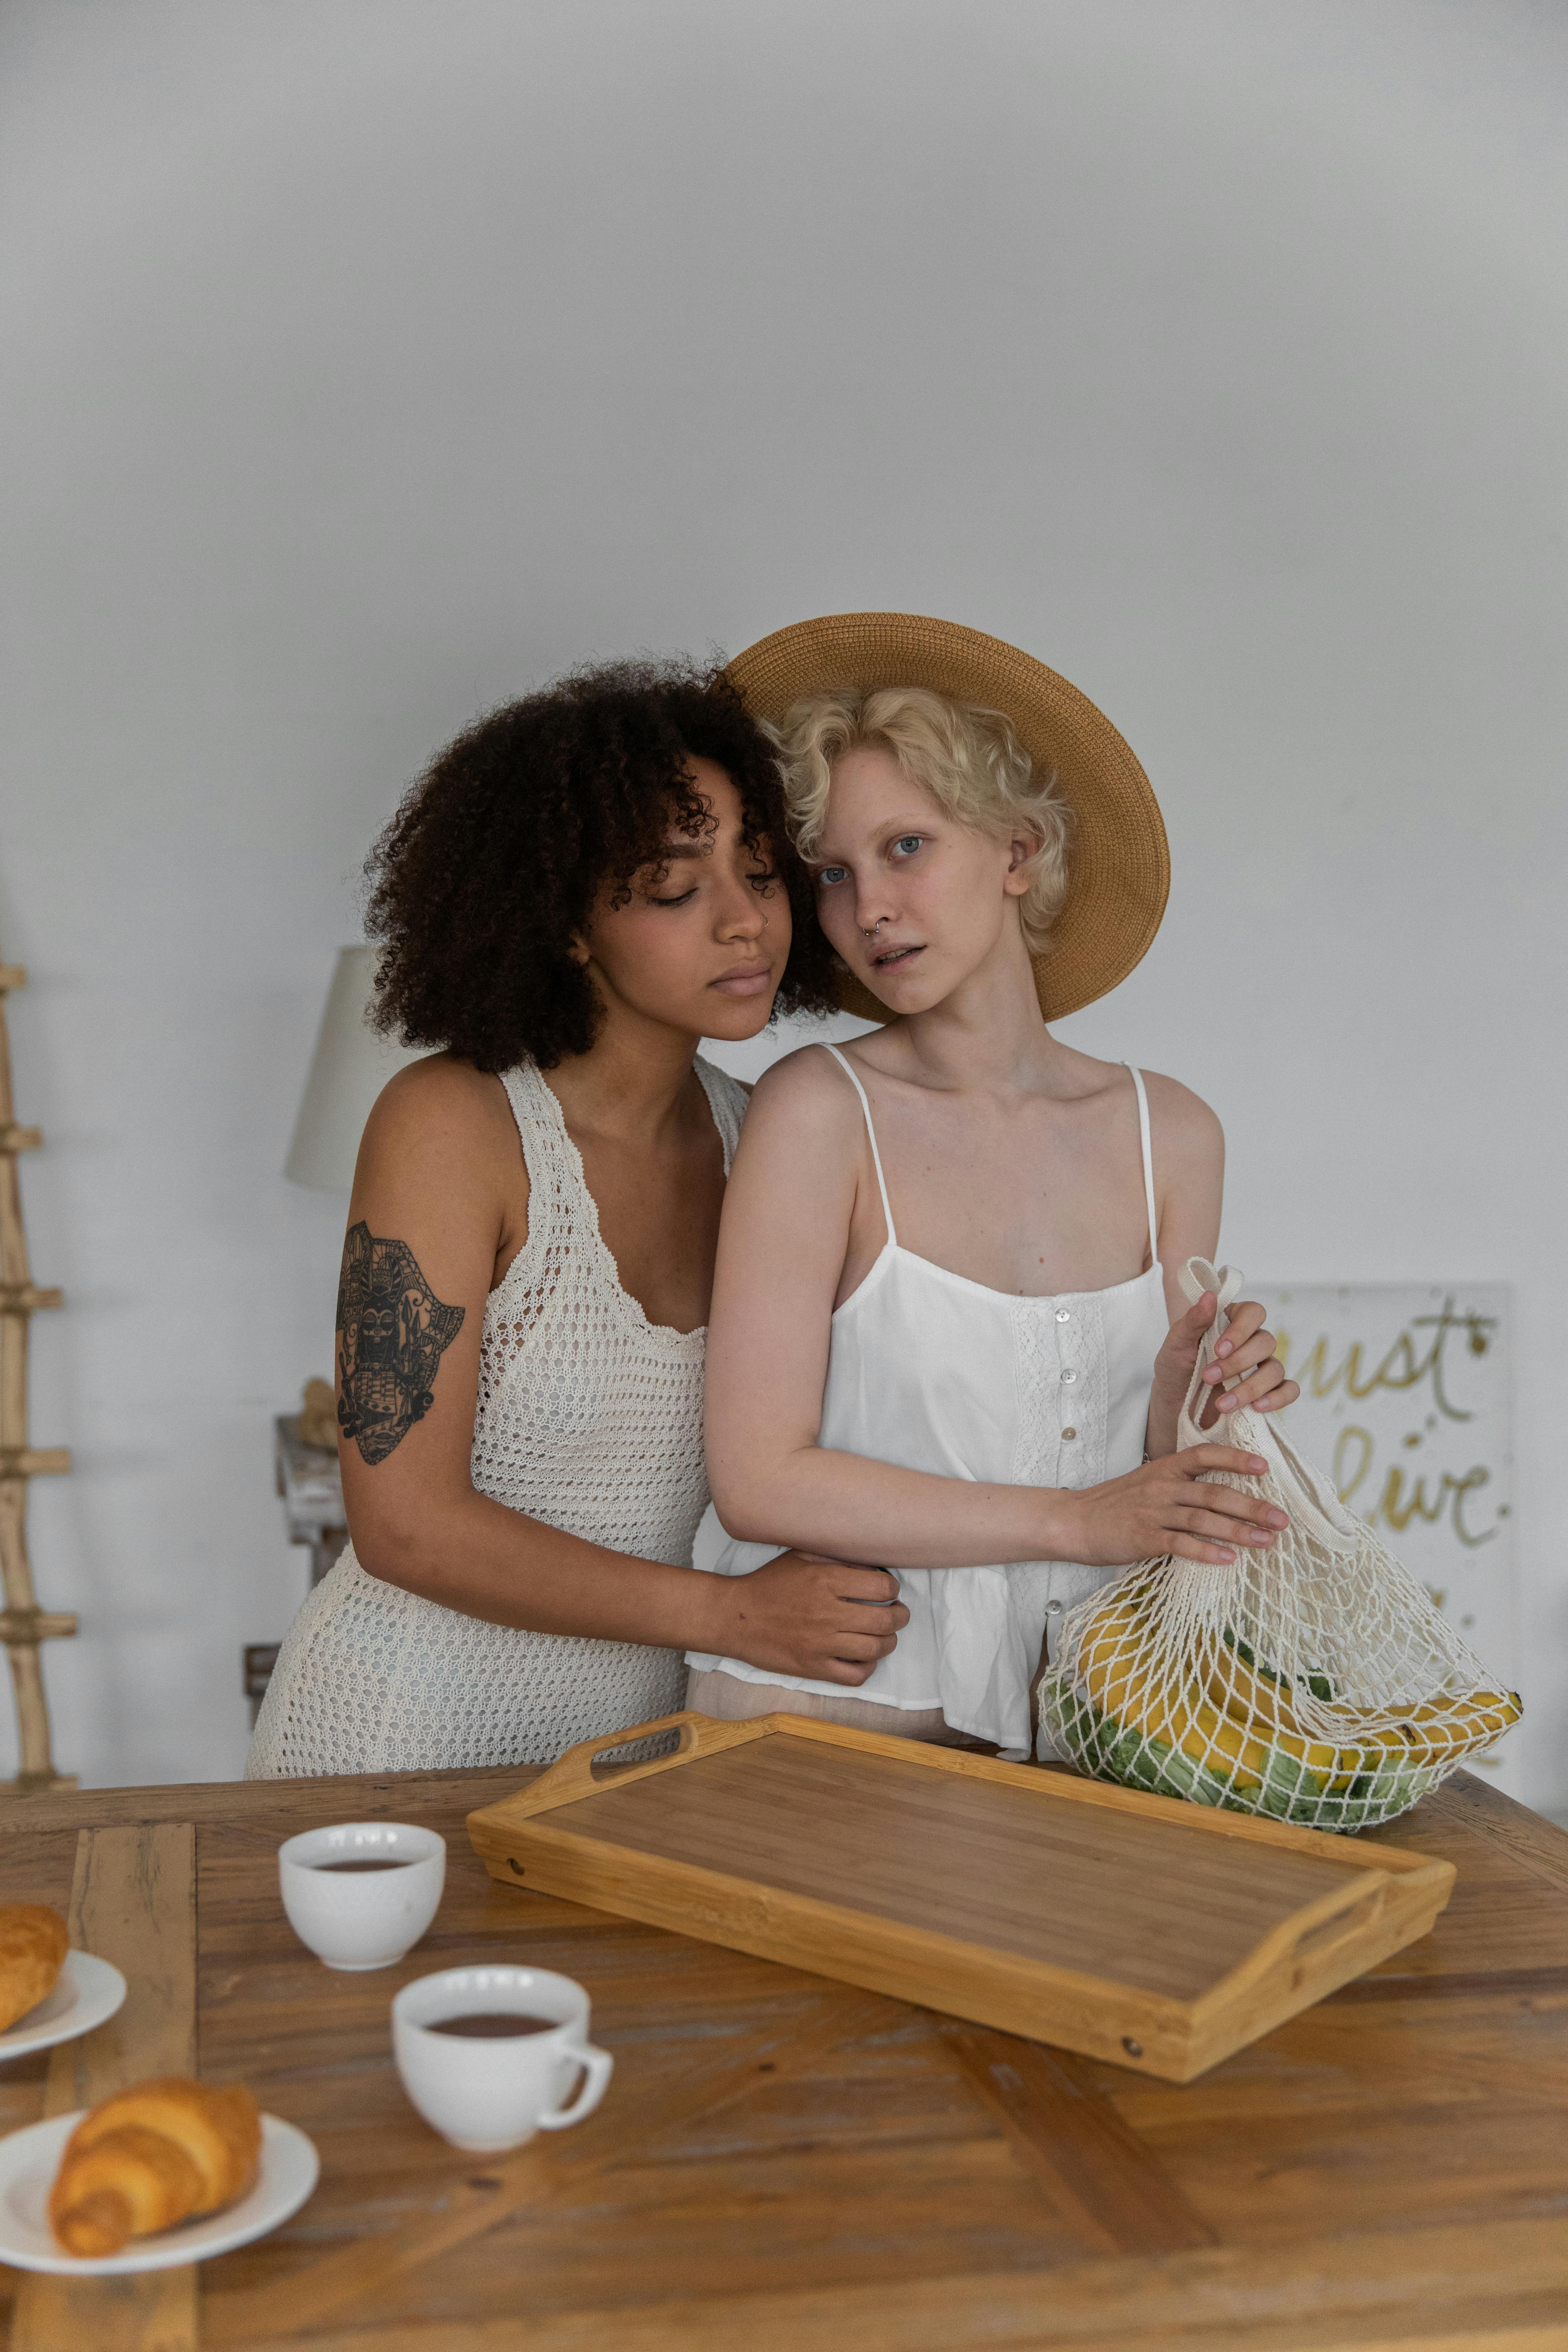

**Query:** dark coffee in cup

left=314, top=1858, right=413, bottom=1872
left=427, top=2012, right=560, bottom=2038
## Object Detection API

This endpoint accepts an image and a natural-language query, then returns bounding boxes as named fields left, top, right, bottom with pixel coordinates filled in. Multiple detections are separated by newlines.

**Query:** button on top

left=1055, top=1308, right=1071, bottom=1323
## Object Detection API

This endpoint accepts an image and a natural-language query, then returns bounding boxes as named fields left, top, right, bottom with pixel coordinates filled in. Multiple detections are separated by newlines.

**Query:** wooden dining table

left=0, top=1758, right=1564, bottom=2352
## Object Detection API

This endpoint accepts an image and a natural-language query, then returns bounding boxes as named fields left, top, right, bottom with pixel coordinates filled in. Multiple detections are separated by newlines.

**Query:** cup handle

left=536, top=2042, right=614, bottom=2131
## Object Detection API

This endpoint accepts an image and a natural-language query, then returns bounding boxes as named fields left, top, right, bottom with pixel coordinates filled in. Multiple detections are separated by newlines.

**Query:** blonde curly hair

left=765, top=686, right=1071, bottom=955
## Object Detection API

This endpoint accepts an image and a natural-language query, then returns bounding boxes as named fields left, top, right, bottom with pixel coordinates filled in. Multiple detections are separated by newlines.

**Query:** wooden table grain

left=0, top=1764, right=1563, bottom=2352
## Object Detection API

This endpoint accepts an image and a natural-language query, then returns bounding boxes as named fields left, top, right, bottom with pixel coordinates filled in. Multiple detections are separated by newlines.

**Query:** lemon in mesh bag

left=1038, top=1258, right=1521, bottom=1832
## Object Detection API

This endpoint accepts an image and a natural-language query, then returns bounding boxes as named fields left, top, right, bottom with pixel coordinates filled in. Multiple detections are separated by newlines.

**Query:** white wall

left=3, top=0, right=1564, bottom=1803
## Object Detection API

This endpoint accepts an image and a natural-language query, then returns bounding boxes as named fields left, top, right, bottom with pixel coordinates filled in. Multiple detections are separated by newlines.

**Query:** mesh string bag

left=1038, top=1258, right=1522, bottom=1832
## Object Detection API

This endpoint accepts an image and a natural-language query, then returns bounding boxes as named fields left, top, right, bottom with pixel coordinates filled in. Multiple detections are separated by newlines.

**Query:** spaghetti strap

left=1124, top=1064, right=1159, bottom=1270
left=822, top=1045, right=897, bottom=1248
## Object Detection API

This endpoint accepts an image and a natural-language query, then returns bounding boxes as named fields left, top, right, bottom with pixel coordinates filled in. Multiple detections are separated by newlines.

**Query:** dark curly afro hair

left=365, top=657, right=839, bottom=1072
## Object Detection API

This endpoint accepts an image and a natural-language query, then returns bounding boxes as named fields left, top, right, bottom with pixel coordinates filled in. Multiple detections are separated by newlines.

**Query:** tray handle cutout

left=1197, top=1869, right=1390, bottom=2022
left=1284, top=1881, right=1386, bottom=1979
left=479, top=1709, right=774, bottom=1821
left=589, top=1725, right=687, bottom=1778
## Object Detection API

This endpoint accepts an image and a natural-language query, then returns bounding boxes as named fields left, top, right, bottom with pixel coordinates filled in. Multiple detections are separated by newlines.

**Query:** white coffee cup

left=392, top=1965, right=613, bottom=2153
left=278, top=1821, right=445, bottom=1971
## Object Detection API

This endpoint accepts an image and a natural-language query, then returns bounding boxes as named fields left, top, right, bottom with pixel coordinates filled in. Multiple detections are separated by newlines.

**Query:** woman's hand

left=1145, top=1290, right=1300, bottom=1459
left=1056, top=1445, right=1289, bottom=1569
left=707, top=1551, right=910, bottom=1688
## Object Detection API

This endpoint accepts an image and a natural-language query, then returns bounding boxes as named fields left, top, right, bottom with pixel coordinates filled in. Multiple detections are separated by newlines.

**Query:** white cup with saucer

left=278, top=1821, right=445, bottom=1970
left=392, top=1965, right=613, bottom=2152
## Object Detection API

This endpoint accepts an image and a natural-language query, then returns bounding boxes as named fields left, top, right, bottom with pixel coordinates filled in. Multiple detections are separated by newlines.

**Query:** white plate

left=0, top=2110, right=320, bottom=2274
left=0, top=1953, right=126, bottom=2061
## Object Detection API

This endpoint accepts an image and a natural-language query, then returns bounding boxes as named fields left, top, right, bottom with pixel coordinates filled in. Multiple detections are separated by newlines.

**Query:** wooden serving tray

left=467, top=1712, right=1455, bottom=2082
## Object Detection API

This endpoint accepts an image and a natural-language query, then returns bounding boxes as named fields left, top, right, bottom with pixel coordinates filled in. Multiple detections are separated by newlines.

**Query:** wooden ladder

left=0, top=958, right=76, bottom=1793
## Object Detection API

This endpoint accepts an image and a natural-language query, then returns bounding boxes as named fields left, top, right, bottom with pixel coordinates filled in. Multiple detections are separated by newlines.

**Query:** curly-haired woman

left=247, top=659, right=910, bottom=1777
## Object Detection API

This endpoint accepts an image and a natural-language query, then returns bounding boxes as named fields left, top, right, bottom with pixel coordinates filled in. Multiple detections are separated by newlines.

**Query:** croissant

left=49, top=2076, right=262, bottom=2256
left=0, top=1904, right=69, bottom=2033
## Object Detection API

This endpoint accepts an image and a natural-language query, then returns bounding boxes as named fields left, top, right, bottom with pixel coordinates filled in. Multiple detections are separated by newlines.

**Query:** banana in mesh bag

left=1038, top=1259, right=1520, bottom=1833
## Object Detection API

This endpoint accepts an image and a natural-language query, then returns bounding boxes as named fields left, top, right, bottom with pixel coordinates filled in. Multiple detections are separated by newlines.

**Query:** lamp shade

left=285, top=946, right=424, bottom=1190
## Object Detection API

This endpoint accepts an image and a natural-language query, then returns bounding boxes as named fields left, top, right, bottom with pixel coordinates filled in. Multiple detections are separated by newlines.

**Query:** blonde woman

left=688, top=615, right=1299, bottom=1759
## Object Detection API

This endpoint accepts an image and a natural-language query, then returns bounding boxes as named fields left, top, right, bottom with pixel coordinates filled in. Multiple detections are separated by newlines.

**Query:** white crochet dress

left=246, top=1056, right=747, bottom=1778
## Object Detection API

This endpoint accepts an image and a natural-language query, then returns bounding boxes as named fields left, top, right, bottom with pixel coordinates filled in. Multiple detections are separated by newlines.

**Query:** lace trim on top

left=1010, top=1290, right=1110, bottom=1495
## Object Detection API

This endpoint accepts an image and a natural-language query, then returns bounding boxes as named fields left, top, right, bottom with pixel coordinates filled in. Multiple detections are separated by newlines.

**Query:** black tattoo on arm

left=336, top=1222, right=466, bottom=1466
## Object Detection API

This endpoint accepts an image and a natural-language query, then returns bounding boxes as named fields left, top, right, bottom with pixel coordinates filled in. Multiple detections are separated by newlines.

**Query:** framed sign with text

left=1252, top=1282, right=1520, bottom=1795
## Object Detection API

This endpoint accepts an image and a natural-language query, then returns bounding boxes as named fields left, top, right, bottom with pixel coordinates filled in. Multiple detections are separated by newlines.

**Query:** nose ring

left=861, top=918, right=885, bottom=939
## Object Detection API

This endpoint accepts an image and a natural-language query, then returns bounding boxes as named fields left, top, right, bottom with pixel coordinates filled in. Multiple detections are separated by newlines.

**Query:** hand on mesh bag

left=1146, top=1287, right=1300, bottom=1457
left=1058, top=1445, right=1290, bottom=1569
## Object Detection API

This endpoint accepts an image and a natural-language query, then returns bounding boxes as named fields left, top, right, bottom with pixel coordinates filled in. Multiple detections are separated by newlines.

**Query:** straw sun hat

left=723, top=611, right=1169, bottom=1026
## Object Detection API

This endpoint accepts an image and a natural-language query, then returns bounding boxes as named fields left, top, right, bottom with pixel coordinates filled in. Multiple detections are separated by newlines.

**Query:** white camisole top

left=687, top=1051, right=1171, bottom=1758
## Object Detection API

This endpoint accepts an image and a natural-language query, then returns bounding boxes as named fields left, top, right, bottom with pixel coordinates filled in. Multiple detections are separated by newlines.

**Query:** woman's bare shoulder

left=357, top=1053, right=520, bottom=1186
left=747, top=1040, right=869, bottom=1122
left=726, top=1044, right=869, bottom=1194
left=1137, top=1066, right=1224, bottom=1170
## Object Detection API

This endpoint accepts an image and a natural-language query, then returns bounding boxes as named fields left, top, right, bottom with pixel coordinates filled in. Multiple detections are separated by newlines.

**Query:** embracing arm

left=705, top=1054, right=1288, bottom=1573
left=335, top=1057, right=903, bottom=1680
